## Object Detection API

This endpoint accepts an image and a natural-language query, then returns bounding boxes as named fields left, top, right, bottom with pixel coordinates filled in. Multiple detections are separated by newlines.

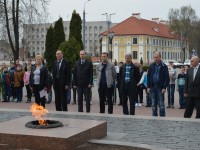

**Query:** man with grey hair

left=119, top=53, right=140, bottom=115
left=53, top=50, right=71, bottom=111
left=184, top=56, right=200, bottom=118
left=73, top=50, right=93, bottom=113
left=96, top=52, right=116, bottom=114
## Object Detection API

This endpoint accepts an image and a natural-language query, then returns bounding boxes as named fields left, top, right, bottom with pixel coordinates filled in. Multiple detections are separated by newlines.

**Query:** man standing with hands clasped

left=53, top=50, right=71, bottom=111
left=96, top=52, right=116, bottom=114
left=184, top=56, right=200, bottom=118
left=147, top=52, right=169, bottom=117
left=73, top=50, right=93, bottom=113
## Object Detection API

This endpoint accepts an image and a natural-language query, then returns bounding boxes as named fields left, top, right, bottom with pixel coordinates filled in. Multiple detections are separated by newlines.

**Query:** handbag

left=16, top=75, right=24, bottom=87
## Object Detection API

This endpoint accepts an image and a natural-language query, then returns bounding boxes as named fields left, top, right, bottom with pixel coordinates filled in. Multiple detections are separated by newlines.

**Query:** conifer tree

left=59, top=37, right=81, bottom=69
left=69, top=10, right=83, bottom=49
left=54, top=17, right=65, bottom=51
left=44, top=25, right=54, bottom=71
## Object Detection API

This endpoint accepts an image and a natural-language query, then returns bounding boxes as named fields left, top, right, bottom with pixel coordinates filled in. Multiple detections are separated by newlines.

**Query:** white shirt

left=193, top=64, right=199, bottom=81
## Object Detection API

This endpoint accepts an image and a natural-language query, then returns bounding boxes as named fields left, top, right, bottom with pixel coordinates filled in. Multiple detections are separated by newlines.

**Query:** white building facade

left=22, top=21, right=116, bottom=58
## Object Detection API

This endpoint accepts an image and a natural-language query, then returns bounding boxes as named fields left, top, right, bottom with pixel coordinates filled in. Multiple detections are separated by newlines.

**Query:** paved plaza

left=0, top=84, right=200, bottom=150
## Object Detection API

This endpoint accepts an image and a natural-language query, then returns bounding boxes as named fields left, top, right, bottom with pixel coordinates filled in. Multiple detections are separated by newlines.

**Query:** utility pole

left=102, top=13, right=115, bottom=61
left=83, top=0, right=91, bottom=51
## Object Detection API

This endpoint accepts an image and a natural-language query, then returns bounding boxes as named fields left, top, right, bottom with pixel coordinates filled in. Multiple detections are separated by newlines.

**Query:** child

left=177, top=66, right=186, bottom=109
left=137, top=66, right=151, bottom=107
left=14, top=64, right=24, bottom=102
left=9, top=62, right=16, bottom=101
left=23, top=65, right=32, bottom=103
left=2, top=67, right=11, bottom=102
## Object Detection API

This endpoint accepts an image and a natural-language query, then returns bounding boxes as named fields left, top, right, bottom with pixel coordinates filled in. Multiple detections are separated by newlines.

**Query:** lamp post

left=83, top=0, right=91, bottom=51
left=102, top=13, right=115, bottom=62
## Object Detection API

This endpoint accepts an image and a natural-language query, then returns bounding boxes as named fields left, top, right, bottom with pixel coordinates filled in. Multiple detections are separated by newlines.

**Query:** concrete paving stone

left=0, top=110, right=200, bottom=150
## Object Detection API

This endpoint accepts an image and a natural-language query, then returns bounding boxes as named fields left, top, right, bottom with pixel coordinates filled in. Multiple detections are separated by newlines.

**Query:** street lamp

left=83, top=0, right=91, bottom=51
left=102, top=13, right=116, bottom=61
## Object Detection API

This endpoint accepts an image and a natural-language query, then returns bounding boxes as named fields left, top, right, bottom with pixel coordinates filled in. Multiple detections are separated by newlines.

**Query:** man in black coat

left=119, top=53, right=140, bottom=115
left=53, top=50, right=71, bottom=111
left=184, top=56, right=200, bottom=118
left=73, top=50, right=93, bottom=112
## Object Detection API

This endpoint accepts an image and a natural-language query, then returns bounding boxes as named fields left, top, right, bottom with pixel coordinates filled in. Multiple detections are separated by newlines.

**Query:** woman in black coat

left=29, top=55, right=48, bottom=108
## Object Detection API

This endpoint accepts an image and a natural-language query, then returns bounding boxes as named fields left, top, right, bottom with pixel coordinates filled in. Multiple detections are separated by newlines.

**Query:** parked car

left=184, top=59, right=191, bottom=66
left=163, top=60, right=184, bottom=68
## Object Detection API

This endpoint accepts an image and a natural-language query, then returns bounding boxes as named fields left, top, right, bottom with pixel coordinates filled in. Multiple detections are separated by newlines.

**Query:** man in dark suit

left=73, top=50, right=93, bottom=112
left=53, top=50, right=71, bottom=111
left=184, top=56, right=200, bottom=118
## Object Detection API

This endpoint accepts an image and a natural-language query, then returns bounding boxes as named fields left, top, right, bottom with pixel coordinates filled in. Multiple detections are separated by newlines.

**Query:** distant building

left=100, top=13, right=189, bottom=63
left=22, top=21, right=116, bottom=58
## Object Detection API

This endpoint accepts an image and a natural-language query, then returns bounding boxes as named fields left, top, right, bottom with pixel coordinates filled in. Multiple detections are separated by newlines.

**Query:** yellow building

left=100, top=13, right=189, bottom=63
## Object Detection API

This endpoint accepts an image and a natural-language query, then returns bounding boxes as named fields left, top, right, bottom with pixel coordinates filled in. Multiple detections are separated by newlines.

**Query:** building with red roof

left=100, top=13, right=189, bottom=63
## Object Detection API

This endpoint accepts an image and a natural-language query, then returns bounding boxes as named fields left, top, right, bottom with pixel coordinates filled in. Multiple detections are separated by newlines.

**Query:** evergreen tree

left=59, top=37, right=81, bottom=69
left=44, top=25, right=54, bottom=72
left=54, top=17, right=66, bottom=51
left=69, top=10, right=83, bottom=49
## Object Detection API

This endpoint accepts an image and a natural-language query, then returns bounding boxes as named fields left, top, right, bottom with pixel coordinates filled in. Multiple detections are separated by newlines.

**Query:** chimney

left=132, top=13, right=141, bottom=19
left=152, top=18, right=159, bottom=24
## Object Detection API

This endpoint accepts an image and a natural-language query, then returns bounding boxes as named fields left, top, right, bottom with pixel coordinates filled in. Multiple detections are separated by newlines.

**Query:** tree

left=0, top=0, right=49, bottom=62
left=44, top=25, right=54, bottom=72
left=168, top=5, right=200, bottom=59
left=53, top=17, right=65, bottom=51
left=59, top=37, right=81, bottom=69
left=69, top=10, right=83, bottom=49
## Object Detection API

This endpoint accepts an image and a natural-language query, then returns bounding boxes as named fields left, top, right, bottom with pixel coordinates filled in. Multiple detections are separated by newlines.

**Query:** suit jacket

left=52, top=59, right=71, bottom=88
left=119, top=62, right=140, bottom=96
left=73, top=59, right=93, bottom=88
left=184, top=66, right=200, bottom=98
left=29, top=65, right=48, bottom=91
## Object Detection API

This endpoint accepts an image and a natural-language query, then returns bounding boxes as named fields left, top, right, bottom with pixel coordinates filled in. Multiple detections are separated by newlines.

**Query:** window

left=146, top=51, right=149, bottom=60
left=132, top=51, right=137, bottom=59
left=156, top=39, right=158, bottom=45
left=132, top=38, right=138, bottom=44
left=147, top=38, right=149, bottom=44
left=153, top=39, right=155, bottom=45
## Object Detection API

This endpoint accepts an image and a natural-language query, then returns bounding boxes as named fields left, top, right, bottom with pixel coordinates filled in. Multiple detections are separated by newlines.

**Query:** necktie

left=56, top=61, right=61, bottom=78
left=193, top=68, right=198, bottom=81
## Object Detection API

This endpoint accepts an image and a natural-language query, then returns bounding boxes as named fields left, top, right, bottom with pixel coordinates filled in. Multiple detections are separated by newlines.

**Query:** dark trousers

left=15, top=87, right=22, bottom=102
left=118, top=87, right=122, bottom=104
left=184, top=97, right=200, bottom=118
left=145, top=88, right=151, bottom=106
left=167, top=84, right=175, bottom=106
left=77, top=87, right=91, bottom=112
left=26, top=84, right=32, bottom=99
left=73, top=87, right=77, bottom=102
left=98, top=84, right=113, bottom=114
left=33, top=85, right=45, bottom=108
left=135, top=86, right=143, bottom=103
left=178, top=85, right=186, bottom=108
left=10, top=84, right=15, bottom=98
left=54, top=79, right=67, bottom=111
left=122, top=82, right=136, bottom=115
left=3, top=84, right=10, bottom=101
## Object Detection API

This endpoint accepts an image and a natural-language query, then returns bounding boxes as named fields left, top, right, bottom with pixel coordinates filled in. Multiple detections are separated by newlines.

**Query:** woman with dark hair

left=30, top=55, right=48, bottom=107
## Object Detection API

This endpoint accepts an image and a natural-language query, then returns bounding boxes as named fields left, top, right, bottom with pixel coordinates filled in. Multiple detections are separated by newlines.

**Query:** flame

left=30, top=103, right=49, bottom=125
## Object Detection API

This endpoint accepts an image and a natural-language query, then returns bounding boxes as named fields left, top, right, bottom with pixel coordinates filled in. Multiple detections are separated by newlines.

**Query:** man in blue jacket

left=147, top=52, right=169, bottom=117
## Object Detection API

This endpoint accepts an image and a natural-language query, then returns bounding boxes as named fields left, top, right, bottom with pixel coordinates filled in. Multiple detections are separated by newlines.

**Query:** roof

left=101, top=16, right=179, bottom=39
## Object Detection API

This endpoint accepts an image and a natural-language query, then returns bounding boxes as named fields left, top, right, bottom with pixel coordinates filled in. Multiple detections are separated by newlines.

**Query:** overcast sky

left=48, top=0, right=200, bottom=23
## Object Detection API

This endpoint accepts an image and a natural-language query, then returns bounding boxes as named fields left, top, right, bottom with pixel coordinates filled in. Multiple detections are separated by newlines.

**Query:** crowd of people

left=0, top=50, right=200, bottom=118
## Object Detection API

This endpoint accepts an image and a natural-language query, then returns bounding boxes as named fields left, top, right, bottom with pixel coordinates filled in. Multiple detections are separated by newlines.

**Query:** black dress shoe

left=118, top=103, right=122, bottom=105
